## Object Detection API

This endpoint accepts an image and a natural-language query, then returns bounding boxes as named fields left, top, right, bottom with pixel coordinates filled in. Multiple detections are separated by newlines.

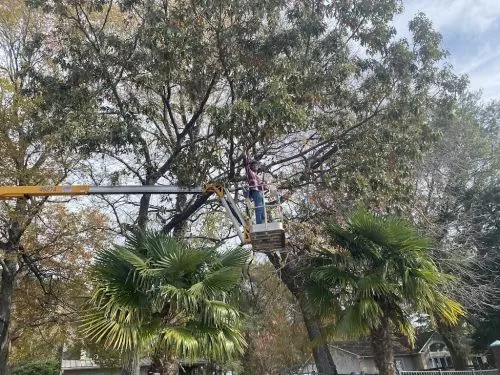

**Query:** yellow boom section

left=0, top=185, right=90, bottom=200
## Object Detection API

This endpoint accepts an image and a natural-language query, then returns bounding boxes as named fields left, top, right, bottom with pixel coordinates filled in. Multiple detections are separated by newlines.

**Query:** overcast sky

left=393, top=0, right=500, bottom=101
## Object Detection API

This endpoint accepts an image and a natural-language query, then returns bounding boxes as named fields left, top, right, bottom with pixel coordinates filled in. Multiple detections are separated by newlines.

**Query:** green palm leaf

left=217, top=246, right=252, bottom=268
left=81, top=231, right=248, bottom=365
left=355, top=275, right=398, bottom=299
left=306, top=208, right=464, bottom=354
left=190, top=267, right=242, bottom=297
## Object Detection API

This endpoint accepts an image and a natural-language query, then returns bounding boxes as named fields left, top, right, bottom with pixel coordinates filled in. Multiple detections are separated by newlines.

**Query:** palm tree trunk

left=370, top=315, right=396, bottom=375
left=120, top=351, right=140, bottom=375
left=158, top=358, right=178, bottom=375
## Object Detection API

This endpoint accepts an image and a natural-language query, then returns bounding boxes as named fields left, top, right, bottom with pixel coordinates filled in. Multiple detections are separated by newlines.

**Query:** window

left=429, top=343, right=447, bottom=352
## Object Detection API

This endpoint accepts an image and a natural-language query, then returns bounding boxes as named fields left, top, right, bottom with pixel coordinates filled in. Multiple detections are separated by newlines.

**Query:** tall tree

left=306, top=210, right=463, bottom=375
left=33, top=1, right=466, bottom=372
left=8, top=205, right=109, bottom=365
left=409, top=96, right=500, bottom=367
left=0, top=2, right=97, bottom=372
left=38, top=1, right=463, bottom=231
left=81, top=231, right=250, bottom=375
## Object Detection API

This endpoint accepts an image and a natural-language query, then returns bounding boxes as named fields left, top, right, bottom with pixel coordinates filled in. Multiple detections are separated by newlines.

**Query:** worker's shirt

left=244, top=156, right=262, bottom=191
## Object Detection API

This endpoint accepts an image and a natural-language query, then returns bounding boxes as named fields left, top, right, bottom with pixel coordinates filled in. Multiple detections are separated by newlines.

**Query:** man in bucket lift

left=243, top=149, right=265, bottom=224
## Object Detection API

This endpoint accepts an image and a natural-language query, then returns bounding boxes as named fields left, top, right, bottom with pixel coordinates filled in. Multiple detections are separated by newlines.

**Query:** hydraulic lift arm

left=0, top=184, right=250, bottom=245
left=0, top=184, right=286, bottom=251
left=0, top=185, right=204, bottom=199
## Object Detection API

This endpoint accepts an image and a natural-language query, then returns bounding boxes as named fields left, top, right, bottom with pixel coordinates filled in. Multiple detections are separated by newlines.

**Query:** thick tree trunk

left=446, top=345, right=469, bottom=370
left=299, top=295, right=338, bottom=375
left=138, top=193, right=152, bottom=229
left=370, top=316, right=396, bottom=375
left=172, top=194, right=188, bottom=237
left=438, top=324, right=470, bottom=370
left=0, top=255, right=16, bottom=375
left=161, top=362, right=178, bottom=375
left=162, top=194, right=210, bottom=234
left=150, top=354, right=179, bottom=375
left=268, top=254, right=338, bottom=375
left=0, top=199, right=28, bottom=375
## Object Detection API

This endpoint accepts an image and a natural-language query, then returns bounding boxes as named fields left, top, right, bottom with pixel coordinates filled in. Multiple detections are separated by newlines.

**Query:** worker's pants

left=250, top=190, right=265, bottom=224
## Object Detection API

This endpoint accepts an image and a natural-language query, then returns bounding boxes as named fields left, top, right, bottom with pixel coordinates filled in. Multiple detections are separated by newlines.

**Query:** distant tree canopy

left=409, top=94, right=500, bottom=367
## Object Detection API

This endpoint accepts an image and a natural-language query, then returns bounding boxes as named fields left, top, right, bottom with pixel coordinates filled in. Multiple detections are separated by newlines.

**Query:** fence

left=400, top=370, right=498, bottom=375
left=286, top=371, right=499, bottom=375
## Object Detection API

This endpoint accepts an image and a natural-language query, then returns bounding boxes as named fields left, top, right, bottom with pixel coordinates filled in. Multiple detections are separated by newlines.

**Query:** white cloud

left=461, top=59, right=500, bottom=100
left=454, top=46, right=500, bottom=74
left=394, top=0, right=500, bottom=100
left=396, top=0, right=500, bottom=34
left=451, top=43, right=500, bottom=100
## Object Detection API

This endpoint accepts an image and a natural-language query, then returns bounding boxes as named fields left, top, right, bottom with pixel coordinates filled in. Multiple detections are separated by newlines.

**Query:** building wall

left=330, top=349, right=422, bottom=374
left=364, top=355, right=421, bottom=373
left=359, top=357, right=378, bottom=374
left=330, top=348, right=363, bottom=374
left=394, top=355, right=422, bottom=371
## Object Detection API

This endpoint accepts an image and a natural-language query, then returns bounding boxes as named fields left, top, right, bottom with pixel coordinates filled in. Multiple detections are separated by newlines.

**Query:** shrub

left=12, top=360, right=60, bottom=375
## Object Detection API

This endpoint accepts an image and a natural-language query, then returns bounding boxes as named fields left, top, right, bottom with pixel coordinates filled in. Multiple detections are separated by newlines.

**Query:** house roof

left=416, top=331, right=435, bottom=352
left=330, top=331, right=436, bottom=358
left=61, top=358, right=152, bottom=371
left=61, top=360, right=100, bottom=370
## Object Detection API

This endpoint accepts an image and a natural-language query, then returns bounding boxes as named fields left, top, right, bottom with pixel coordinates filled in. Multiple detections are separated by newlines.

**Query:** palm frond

left=428, top=292, right=465, bottom=325
left=160, top=284, right=200, bottom=312
left=217, top=246, right=251, bottom=268
left=158, top=326, right=200, bottom=359
left=324, top=221, right=373, bottom=259
left=389, top=305, right=416, bottom=347
left=153, top=246, right=207, bottom=282
left=310, top=266, right=357, bottom=288
left=355, top=275, right=397, bottom=299
left=115, top=247, right=150, bottom=272
left=82, top=231, right=247, bottom=362
left=80, top=307, right=155, bottom=352
left=307, top=208, right=464, bottom=353
left=189, top=267, right=243, bottom=298
left=186, top=324, right=246, bottom=361
left=348, top=209, right=391, bottom=247
left=305, top=278, right=343, bottom=318
left=195, top=300, right=241, bottom=327
left=334, top=300, right=378, bottom=337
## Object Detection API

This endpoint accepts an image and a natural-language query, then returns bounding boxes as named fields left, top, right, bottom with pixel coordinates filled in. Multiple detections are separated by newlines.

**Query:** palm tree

left=80, top=231, right=250, bottom=375
left=306, top=210, right=463, bottom=375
